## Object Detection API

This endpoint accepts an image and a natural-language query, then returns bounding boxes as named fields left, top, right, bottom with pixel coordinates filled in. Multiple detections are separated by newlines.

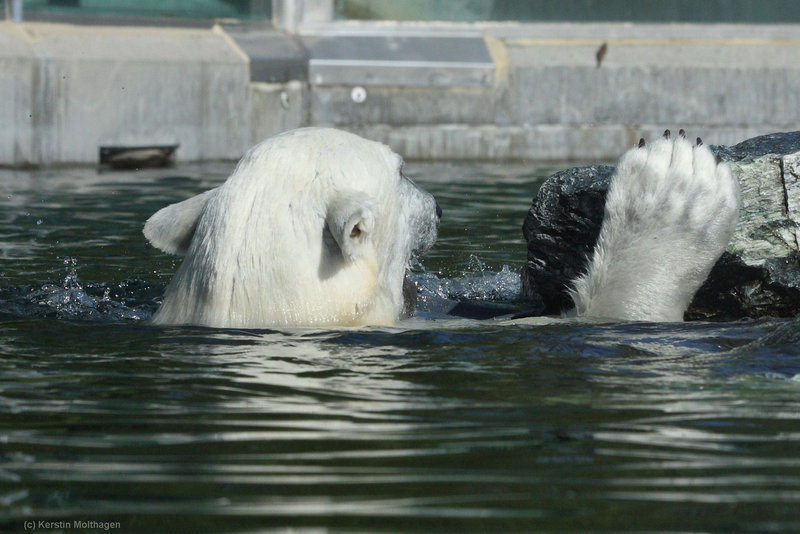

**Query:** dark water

left=2, top=162, right=800, bottom=533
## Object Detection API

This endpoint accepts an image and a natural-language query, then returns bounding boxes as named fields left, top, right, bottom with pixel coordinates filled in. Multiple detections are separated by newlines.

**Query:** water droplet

left=36, top=219, right=43, bottom=225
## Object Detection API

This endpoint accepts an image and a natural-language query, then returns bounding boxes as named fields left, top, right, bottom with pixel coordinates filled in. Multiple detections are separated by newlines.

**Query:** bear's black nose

left=435, top=202, right=442, bottom=220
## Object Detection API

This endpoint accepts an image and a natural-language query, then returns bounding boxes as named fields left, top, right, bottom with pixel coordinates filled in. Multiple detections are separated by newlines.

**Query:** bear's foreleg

left=568, top=130, right=740, bottom=322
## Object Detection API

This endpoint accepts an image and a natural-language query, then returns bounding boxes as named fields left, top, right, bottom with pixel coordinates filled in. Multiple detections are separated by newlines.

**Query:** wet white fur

left=569, top=135, right=740, bottom=322
left=144, top=128, right=438, bottom=328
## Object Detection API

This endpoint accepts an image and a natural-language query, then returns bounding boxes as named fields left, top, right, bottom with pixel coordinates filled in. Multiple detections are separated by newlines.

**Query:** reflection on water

left=1, top=163, right=800, bottom=533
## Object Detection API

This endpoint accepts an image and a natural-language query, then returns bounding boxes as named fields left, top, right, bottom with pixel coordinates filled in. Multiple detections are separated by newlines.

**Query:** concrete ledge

left=3, top=20, right=800, bottom=165
left=482, top=21, right=800, bottom=41
left=303, top=33, right=493, bottom=87
left=346, top=124, right=772, bottom=161
left=250, top=80, right=308, bottom=145
left=313, top=23, right=800, bottom=160
left=223, top=23, right=308, bottom=83
left=0, top=24, right=34, bottom=165
left=0, top=21, right=250, bottom=166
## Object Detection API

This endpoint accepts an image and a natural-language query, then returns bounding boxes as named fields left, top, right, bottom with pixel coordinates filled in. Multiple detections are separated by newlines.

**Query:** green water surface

left=1, top=162, right=799, bottom=533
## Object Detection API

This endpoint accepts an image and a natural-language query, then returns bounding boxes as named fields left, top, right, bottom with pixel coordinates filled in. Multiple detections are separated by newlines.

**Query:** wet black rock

left=521, top=131, right=800, bottom=320
left=521, top=165, right=614, bottom=315
left=713, top=130, right=800, bottom=162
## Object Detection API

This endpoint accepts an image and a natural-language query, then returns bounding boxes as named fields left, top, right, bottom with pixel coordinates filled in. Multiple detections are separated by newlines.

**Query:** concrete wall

left=0, top=21, right=250, bottom=166
left=315, top=23, right=800, bottom=161
left=2, top=20, right=800, bottom=166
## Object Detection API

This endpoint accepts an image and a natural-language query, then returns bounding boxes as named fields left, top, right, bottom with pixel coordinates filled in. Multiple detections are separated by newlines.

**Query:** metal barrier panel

left=14, top=0, right=271, bottom=21
left=334, top=0, right=800, bottom=23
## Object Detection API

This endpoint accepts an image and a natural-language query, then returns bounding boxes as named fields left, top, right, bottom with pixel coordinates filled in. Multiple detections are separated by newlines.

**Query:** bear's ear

left=326, top=190, right=375, bottom=261
left=143, top=188, right=217, bottom=255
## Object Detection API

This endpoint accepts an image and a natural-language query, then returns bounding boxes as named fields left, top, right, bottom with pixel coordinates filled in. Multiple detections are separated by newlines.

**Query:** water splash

left=411, top=255, right=528, bottom=319
left=415, top=255, right=522, bottom=303
left=32, top=257, right=95, bottom=313
left=1, top=257, right=159, bottom=322
left=1, top=255, right=526, bottom=324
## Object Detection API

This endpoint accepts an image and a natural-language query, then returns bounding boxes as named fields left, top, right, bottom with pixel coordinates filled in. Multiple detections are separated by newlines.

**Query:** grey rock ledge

left=521, top=131, right=800, bottom=320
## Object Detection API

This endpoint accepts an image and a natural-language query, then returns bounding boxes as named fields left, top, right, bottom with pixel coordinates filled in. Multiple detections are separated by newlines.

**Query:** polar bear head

left=144, top=128, right=440, bottom=328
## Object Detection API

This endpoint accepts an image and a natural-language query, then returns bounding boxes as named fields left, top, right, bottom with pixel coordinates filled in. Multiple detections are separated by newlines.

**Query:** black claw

left=696, top=137, right=703, bottom=147
left=678, top=129, right=686, bottom=138
left=663, top=129, right=671, bottom=139
left=715, top=154, right=723, bottom=164
left=638, top=138, right=646, bottom=148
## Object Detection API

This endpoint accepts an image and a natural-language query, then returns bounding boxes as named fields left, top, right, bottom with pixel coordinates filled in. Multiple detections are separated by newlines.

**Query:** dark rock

left=712, top=130, right=800, bottom=162
left=687, top=252, right=800, bottom=320
left=521, top=131, right=800, bottom=319
left=521, top=165, right=614, bottom=315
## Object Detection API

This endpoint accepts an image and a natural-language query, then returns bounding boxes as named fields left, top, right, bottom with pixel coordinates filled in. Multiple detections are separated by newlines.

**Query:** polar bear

left=144, top=127, right=440, bottom=328
left=568, top=130, right=740, bottom=322
left=144, top=127, right=737, bottom=328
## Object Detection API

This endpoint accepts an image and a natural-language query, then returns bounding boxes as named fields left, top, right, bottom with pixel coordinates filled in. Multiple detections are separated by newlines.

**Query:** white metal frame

left=9, top=0, right=23, bottom=23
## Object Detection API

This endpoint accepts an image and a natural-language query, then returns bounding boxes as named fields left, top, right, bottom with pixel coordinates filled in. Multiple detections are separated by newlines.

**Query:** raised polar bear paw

left=569, top=130, right=741, bottom=322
